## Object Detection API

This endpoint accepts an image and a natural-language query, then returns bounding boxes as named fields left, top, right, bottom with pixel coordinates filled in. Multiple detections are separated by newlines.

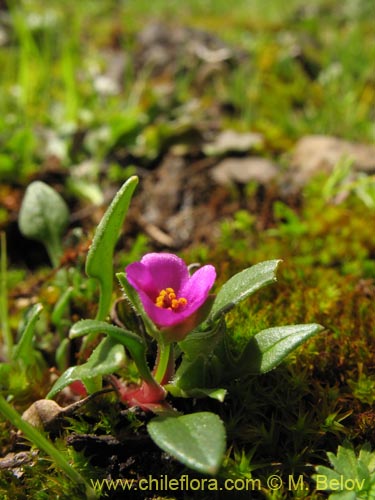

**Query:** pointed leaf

left=12, top=303, right=43, bottom=365
left=234, top=323, right=324, bottom=375
left=171, top=355, right=211, bottom=391
left=329, top=443, right=359, bottom=478
left=210, top=260, right=281, bottom=320
left=178, top=319, right=225, bottom=359
left=46, top=337, right=125, bottom=399
left=165, top=385, right=227, bottom=401
left=69, top=319, right=154, bottom=384
left=314, top=465, right=342, bottom=483
left=359, top=443, right=375, bottom=470
left=314, top=441, right=375, bottom=498
left=86, top=176, right=138, bottom=320
left=147, top=412, right=226, bottom=474
left=116, top=272, right=158, bottom=338
left=70, top=319, right=144, bottom=356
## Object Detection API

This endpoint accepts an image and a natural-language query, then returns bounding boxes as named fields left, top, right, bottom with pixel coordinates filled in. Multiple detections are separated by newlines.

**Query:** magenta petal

left=181, top=265, right=216, bottom=307
left=125, top=253, right=216, bottom=333
left=140, top=253, right=189, bottom=292
left=126, top=261, right=158, bottom=297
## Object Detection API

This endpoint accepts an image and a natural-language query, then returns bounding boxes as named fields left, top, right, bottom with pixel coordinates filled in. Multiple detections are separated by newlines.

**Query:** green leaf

left=359, top=443, right=375, bottom=471
left=55, top=337, right=70, bottom=372
left=171, top=322, right=226, bottom=393
left=66, top=177, right=104, bottom=205
left=171, top=355, right=212, bottom=391
left=51, top=287, right=73, bottom=327
left=233, top=323, right=324, bottom=375
left=147, top=412, right=226, bottom=474
left=166, top=384, right=227, bottom=402
left=313, top=441, right=375, bottom=498
left=327, top=445, right=359, bottom=478
left=186, top=387, right=227, bottom=401
left=12, top=303, right=43, bottom=365
left=116, top=271, right=158, bottom=338
left=210, top=260, right=281, bottom=320
left=314, top=465, right=342, bottom=483
left=18, top=181, right=69, bottom=266
left=46, top=336, right=125, bottom=399
left=86, top=176, right=138, bottom=320
left=178, top=319, right=225, bottom=359
left=69, top=319, right=156, bottom=386
left=330, top=492, right=356, bottom=500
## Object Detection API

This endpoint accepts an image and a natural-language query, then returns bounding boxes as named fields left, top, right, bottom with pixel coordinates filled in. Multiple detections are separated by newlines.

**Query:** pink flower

left=126, top=253, right=216, bottom=340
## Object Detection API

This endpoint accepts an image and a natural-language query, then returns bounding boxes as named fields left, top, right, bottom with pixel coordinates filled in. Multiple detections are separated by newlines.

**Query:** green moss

left=186, top=179, right=374, bottom=494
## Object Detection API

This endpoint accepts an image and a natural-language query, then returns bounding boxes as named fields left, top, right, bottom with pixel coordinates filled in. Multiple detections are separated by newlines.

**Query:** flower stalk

left=154, top=342, right=173, bottom=384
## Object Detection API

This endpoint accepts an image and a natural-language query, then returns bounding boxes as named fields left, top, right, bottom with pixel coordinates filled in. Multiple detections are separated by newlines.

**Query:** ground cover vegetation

left=0, top=0, right=374, bottom=499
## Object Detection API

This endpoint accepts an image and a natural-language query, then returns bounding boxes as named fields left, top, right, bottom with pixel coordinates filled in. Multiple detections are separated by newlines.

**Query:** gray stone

left=211, top=157, right=279, bottom=185
left=289, top=135, right=375, bottom=187
left=204, top=130, right=264, bottom=155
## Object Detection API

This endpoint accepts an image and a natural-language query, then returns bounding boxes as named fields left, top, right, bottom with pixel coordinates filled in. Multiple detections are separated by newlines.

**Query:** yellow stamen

left=155, top=287, right=187, bottom=311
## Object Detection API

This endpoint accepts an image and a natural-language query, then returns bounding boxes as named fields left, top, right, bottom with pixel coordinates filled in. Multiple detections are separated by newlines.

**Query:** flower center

left=155, top=287, right=187, bottom=312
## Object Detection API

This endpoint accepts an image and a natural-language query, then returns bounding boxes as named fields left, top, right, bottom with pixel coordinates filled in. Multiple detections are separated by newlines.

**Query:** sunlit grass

left=0, top=0, right=373, bottom=181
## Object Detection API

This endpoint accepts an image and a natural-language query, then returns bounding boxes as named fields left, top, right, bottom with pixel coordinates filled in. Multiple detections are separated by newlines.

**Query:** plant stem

left=0, top=395, right=98, bottom=499
left=154, top=342, right=172, bottom=384
left=83, top=375, right=102, bottom=394
left=96, top=280, right=112, bottom=321
left=45, top=235, right=63, bottom=268
left=80, top=280, right=112, bottom=353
